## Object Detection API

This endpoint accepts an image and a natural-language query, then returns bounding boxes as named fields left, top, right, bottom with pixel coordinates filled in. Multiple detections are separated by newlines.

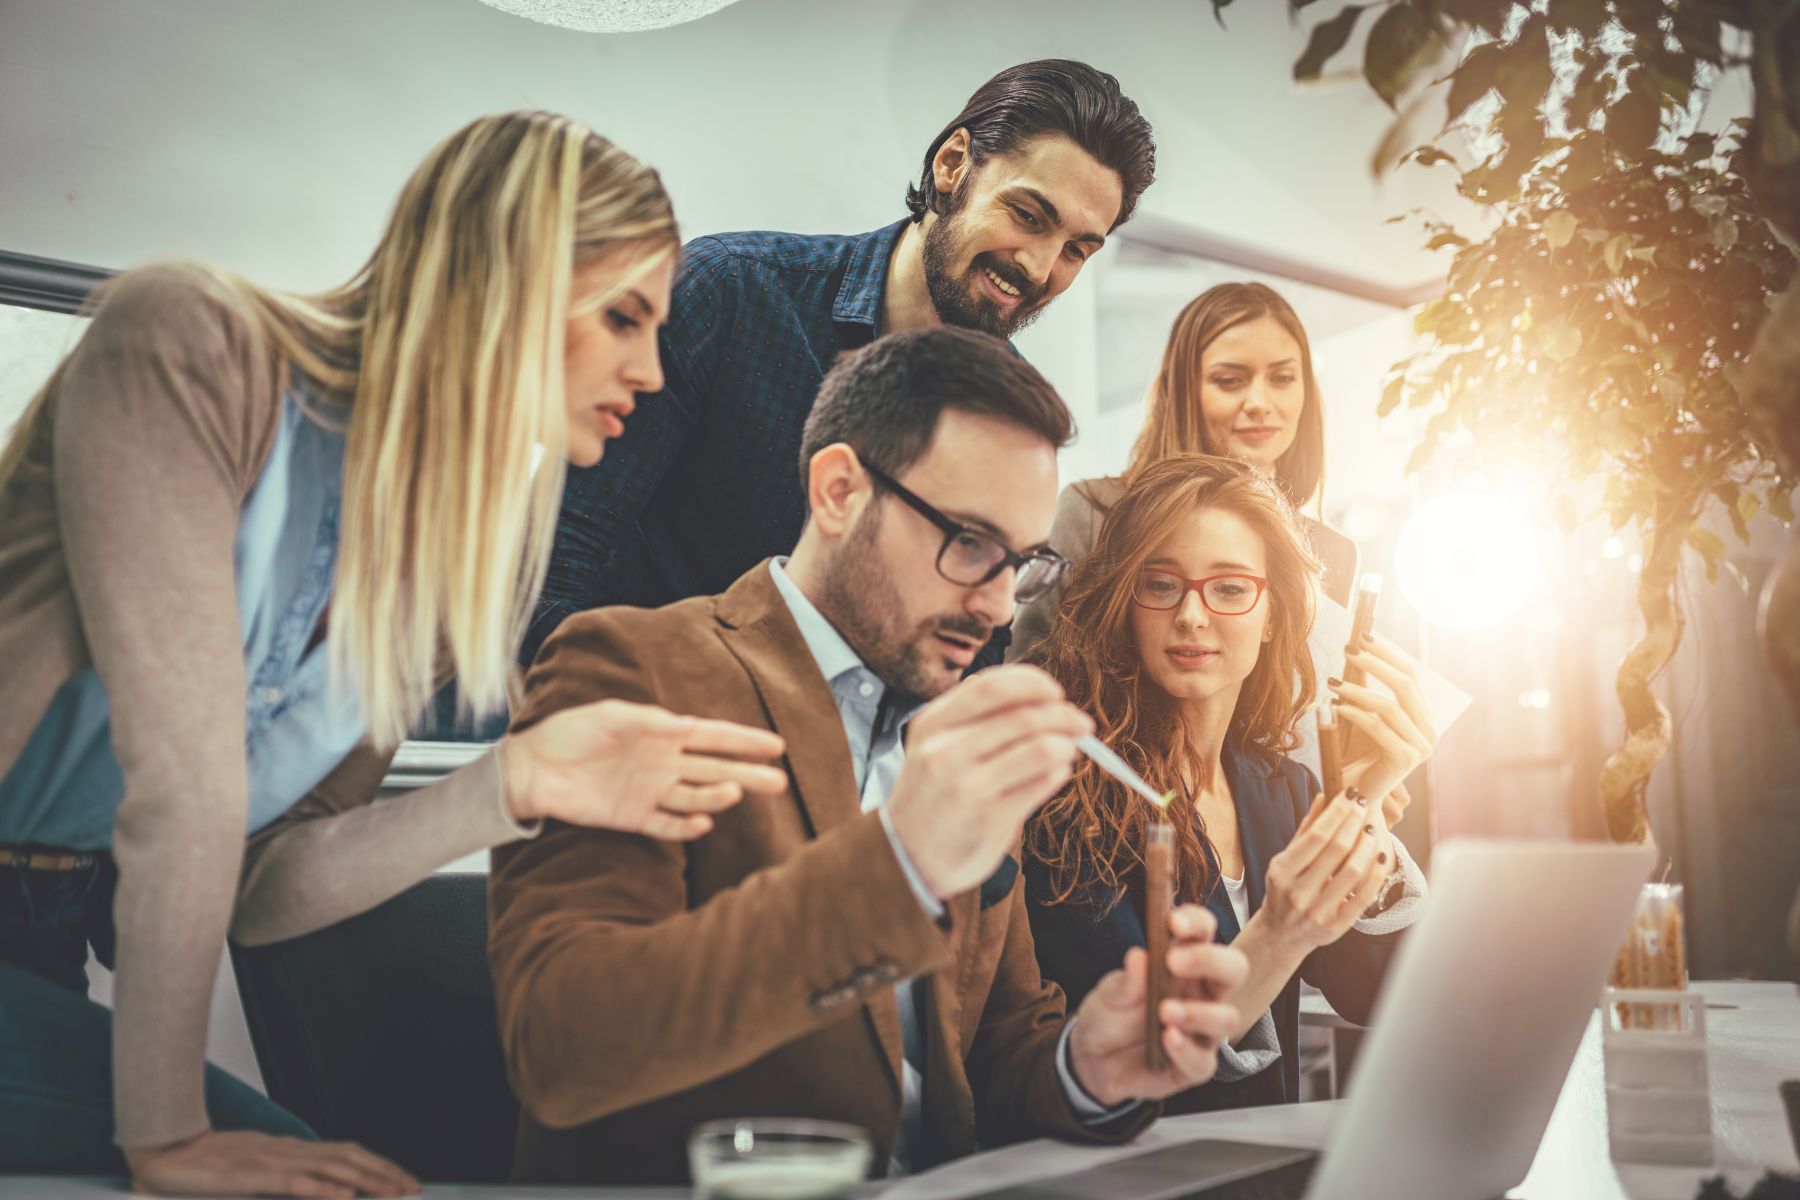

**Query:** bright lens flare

left=1396, top=493, right=1540, bottom=631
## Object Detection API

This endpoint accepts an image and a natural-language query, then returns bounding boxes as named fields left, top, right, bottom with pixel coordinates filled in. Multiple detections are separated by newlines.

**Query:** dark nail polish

left=1364, top=824, right=1377, bottom=836
left=1377, top=852, right=1388, bottom=864
left=1355, top=794, right=1369, bottom=807
left=1327, top=676, right=1343, bottom=688
left=1345, top=787, right=1363, bottom=802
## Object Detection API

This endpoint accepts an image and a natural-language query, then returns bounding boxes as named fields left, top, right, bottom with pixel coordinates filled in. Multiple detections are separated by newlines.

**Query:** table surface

left=14, top=981, right=1796, bottom=1200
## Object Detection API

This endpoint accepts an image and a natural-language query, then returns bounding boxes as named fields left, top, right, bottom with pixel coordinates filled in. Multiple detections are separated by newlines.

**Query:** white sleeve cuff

left=1056, top=1019, right=1145, bottom=1123
left=1354, top=835, right=1427, bottom=936
left=1213, top=1007, right=1281, bottom=1082
left=878, top=804, right=945, bottom=920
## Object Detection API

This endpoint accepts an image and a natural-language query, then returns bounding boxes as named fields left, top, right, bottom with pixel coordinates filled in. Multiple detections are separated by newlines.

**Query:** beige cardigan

left=1009, top=475, right=1359, bottom=663
left=0, top=265, right=524, bottom=1150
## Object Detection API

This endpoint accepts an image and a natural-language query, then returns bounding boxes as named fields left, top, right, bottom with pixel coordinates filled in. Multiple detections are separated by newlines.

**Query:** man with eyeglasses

left=488, top=328, right=1250, bottom=1186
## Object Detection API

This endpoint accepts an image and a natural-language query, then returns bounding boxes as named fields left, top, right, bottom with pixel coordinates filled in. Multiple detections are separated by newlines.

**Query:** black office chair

left=230, top=872, right=519, bottom=1183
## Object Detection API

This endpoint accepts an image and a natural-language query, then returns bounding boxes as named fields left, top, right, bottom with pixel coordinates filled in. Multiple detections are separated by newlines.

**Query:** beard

left=920, top=193, right=1049, bottom=340
left=819, top=500, right=994, bottom=700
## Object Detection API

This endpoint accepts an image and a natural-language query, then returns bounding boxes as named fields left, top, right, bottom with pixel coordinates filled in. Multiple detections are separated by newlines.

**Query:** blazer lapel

left=713, top=561, right=906, bottom=1090
left=1226, top=738, right=1295, bottom=918
left=713, top=562, right=862, bottom=840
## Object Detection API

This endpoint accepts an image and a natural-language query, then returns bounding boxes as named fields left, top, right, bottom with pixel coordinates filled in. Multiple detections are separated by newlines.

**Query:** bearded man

left=523, top=59, right=1157, bottom=670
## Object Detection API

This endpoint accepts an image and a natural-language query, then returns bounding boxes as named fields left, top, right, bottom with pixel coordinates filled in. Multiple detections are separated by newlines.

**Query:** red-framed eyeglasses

left=1131, top=570, right=1269, bottom=615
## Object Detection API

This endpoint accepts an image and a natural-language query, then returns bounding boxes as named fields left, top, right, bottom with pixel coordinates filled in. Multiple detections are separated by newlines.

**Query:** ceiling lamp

left=474, top=0, right=745, bottom=33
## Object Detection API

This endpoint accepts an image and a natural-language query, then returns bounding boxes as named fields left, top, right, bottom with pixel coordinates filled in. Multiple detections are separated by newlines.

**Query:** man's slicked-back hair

left=799, top=327, right=1073, bottom=491
left=905, top=59, right=1156, bottom=232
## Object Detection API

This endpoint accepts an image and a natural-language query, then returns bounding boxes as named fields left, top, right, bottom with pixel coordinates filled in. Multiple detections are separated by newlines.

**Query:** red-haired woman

left=1023, top=454, right=1435, bottom=1111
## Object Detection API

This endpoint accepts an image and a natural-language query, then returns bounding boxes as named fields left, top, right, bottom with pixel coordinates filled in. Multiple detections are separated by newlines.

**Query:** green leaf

left=1364, top=3, right=1440, bottom=109
left=1546, top=0, right=1608, bottom=38
left=1608, top=75, right=1662, bottom=156
left=1685, top=526, right=1725, bottom=582
left=1544, top=210, right=1577, bottom=249
left=1712, top=216, right=1740, bottom=250
left=1444, top=42, right=1501, bottom=128
left=1545, top=324, right=1584, bottom=361
left=1731, top=490, right=1760, bottom=543
left=1671, top=7, right=1723, bottom=65
left=1379, top=373, right=1407, bottom=417
left=1605, top=233, right=1631, bottom=276
left=1683, top=132, right=1719, bottom=164
left=1295, top=4, right=1369, bottom=82
left=1692, top=193, right=1729, bottom=217
left=1496, top=14, right=1554, bottom=107
left=1564, top=131, right=1604, bottom=184
left=1441, top=0, right=1509, bottom=37
left=1567, top=60, right=1612, bottom=132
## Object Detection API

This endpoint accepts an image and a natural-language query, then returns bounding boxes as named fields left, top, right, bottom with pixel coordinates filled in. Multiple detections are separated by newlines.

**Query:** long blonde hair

left=3, top=111, right=678, bottom=747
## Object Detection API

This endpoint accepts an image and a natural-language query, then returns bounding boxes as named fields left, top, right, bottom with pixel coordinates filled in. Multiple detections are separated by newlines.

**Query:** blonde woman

left=0, top=112, right=786, bottom=1196
left=1010, top=283, right=1356, bottom=660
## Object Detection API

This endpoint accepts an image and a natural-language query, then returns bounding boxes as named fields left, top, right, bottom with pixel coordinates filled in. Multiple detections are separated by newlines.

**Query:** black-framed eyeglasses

left=859, top=459, right=1068, bottom=605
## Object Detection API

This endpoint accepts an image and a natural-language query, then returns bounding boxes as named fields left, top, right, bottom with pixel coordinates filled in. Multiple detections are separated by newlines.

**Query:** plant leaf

left=1545, top=324, right=1584, bottom=361
left=1608, top=74, right=1662, bottom=156
left=1712, top=216, right=1740, bottom=250
left=1605, top=233, right=1631, bottom=276
left=1546, top=0, right=1608, bottom=38
left=1364, top=3, right=1440, bottom=109
left=1685, top=526, right=1725, bottom=582
left=1379, top=372, right=1407, bottom=417
left=1444, top=42, right=1501, bottom=128
left=1295, top=4, right=1368, bottom=82
left=1544, top=209, right=1577, bottom=249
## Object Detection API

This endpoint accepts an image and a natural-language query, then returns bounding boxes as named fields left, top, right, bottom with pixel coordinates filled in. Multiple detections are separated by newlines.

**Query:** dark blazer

left=1024, top=733, right=1401, bottom=1111
left=489, top=563, right=1153, bottom=1185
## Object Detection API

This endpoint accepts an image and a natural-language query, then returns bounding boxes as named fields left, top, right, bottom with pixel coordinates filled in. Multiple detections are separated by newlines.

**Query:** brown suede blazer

left=488, top=561, right=1155, bottom=1185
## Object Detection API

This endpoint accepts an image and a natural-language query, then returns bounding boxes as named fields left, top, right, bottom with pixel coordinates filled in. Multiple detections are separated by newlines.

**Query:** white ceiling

left=0, top=0, right=1476, bottom=295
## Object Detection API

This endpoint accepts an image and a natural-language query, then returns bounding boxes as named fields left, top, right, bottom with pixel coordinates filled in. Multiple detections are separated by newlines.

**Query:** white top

left=1221, top=870, right=1251, bottom=933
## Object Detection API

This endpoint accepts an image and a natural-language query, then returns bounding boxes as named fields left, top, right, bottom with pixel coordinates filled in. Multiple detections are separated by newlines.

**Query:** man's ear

left=932, top=128, right=973, bottom=206
left=806, top=442, right=870, bottom=538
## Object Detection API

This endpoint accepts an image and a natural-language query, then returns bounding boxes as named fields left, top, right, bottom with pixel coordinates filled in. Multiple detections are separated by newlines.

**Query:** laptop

left=962, top=839, right=1656, bottom=1200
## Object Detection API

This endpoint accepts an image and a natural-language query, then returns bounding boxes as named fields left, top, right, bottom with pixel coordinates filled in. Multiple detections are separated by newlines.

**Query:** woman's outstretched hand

left=501, top=699, right=788, bottom=840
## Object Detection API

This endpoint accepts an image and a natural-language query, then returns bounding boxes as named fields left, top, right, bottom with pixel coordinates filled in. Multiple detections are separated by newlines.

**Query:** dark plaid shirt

left=528, top=218, right=1024, bottom=668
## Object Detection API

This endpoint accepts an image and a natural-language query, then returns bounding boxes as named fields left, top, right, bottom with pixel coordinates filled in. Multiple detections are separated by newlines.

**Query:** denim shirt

left=0, top=374, right=367, bottom=849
